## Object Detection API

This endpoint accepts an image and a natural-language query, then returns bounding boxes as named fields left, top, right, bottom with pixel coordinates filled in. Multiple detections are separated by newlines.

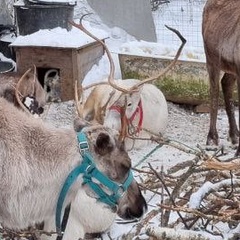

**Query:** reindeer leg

left=235, top=77, right=240, bottom=156
left=221, top=73, right=238, bottom=145
left=206, top=65, right=220, bottom=146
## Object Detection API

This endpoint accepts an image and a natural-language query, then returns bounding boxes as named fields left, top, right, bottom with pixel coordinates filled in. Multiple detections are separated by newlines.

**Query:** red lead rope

left=108, top=100, right=143, bottom=134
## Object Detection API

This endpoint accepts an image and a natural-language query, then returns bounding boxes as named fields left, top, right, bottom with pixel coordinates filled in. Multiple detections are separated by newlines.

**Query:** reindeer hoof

left=206, top=139, right=219, bottom=147
left=85, top=232, right=102, bottom=239
left=227, top=135, right=239, bottom=145
left=206, top=132, right=219, bottom=147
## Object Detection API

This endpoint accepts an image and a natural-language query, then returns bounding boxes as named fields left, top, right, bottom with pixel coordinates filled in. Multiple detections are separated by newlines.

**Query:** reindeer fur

left=83, top=79, right=168, bottom=150
left=0, top=72, right=46, bottom=110
left=0, top=97, right=146, bottom=239
left=202, top=0, right=240, bottom=155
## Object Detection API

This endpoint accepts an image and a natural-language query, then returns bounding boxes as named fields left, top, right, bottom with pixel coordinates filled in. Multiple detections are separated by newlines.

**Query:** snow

left=11, top=23, right=108, bottom=48
left=189, top=179, right=240, bottom=209
left=14, top=0, right=76, bottom=6
left=2, top=0, right=239, bottom=239
left=189, top=181, right=214, bottom=209
left=119, top=40, right=205, bottom=62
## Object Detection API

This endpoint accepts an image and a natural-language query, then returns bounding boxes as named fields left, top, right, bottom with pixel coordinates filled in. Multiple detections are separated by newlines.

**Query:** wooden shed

left=11, top=27, right=107, bottom=101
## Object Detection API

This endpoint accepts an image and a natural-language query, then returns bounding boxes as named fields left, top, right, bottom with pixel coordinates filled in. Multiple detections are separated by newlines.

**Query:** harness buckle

left=115, top=185, right=125, bottom=198
left=128, top=124, right=137, bottom=136
left=85, top=164, right=95, bottom=174
left=79, top=141, right=89, bottom=155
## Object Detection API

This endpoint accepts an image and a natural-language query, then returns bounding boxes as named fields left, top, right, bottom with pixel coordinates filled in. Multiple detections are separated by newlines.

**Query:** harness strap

left=128, top=100, right=143, bottom=134
left=56, top=204, right=71, bottom=240
left=55, top=164, right=86, bottom=235
left=55, top=131, right=134, bottom=236
left=109, top=99, right=143, bottom=134
left=83, top=167, right=134, bottom=207
left=55, top=147, right=94, bottom=235
left=108, top=105, right=121, bottom=113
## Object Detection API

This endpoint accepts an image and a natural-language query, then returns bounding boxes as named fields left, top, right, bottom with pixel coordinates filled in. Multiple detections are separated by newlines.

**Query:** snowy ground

left=39, top=2, right=240, bottom=236
left=2, top=0, right=240, bottom=239
left=41, top=95, right=239, bottom=240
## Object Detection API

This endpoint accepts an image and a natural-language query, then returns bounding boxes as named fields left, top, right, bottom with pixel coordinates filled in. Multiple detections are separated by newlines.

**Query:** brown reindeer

left=0, top=96, right=146, bottom=240
left=202, top=0, right=240, bottom=155
left=0, top=67, right=46, bottom=115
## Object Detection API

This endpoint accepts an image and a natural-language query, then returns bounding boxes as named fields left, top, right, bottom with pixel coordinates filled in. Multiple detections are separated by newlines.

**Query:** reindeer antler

left=129, top=25, right=186, bottom=90
left=70, top=15, right=186, bottom=94
left=15, top=68, right=33, bottom=114
left=74, top=80, right=84, bottom=118
left=69, top=14, right=130, bottom=93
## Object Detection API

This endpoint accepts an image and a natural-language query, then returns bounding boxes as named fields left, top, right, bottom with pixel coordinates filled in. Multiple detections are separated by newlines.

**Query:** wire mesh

left=152, top=0, right=206, bottom=51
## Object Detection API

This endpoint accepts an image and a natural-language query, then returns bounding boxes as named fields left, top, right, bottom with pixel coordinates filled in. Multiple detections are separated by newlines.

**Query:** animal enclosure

left=153, top=0, right=206, bottom=50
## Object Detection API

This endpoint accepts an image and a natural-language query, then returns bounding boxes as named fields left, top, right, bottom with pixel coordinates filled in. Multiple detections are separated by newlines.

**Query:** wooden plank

left=15, top=47, right=72, bottom=74
left=14, top=42, right=105, bottom=101
left=77, top=41, right=105, bottom=82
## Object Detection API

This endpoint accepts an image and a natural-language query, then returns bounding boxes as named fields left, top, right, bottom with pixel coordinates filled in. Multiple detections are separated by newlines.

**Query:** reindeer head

left=15, top=67, right=47, bottom=116
left=104, top=86, right=142, bottom=132
left=73, top=118, right=147, bottom=220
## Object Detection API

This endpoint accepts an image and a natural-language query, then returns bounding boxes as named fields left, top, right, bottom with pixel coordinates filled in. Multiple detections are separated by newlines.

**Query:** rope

left=132, top=137, right=198, bottom=169
left=133, top=144, right=163, bottom=168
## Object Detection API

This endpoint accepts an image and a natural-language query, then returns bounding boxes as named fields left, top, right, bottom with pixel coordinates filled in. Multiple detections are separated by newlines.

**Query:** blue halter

left=55, top=131, right=134, bottom=235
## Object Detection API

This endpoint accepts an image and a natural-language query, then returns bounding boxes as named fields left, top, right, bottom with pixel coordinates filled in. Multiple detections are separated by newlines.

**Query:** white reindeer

left=0, top=97, right=146, bottom=240
left=71, top=16, right=186, bottom=150
left=83, top=79, right=168, bottom=150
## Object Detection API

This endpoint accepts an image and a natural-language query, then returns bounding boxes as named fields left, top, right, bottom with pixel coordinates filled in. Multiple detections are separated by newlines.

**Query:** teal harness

left=55, top=131, right=134, bottom=236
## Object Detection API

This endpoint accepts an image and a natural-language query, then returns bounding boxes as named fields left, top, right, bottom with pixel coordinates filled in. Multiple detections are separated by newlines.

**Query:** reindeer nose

left=125, top=203, right=147, bottom=219
left=125, top=197, right=147, bottom=219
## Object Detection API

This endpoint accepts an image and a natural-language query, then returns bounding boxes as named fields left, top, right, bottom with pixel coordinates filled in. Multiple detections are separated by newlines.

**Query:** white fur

left=43, top=188, right=116, bottom=240
left=83, top=79, right=168, bottom=150
left=0, top=97, right=145, bottom=240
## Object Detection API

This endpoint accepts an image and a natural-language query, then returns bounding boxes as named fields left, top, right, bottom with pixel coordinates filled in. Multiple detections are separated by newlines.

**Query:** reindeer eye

left=127, top=102, right=132, bottom=107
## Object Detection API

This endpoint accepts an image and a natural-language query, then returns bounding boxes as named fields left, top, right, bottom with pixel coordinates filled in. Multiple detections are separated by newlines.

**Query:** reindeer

left=202, top=0, right=240, bottom=155
left=72, top=15, right=186, bottom=150
left=0, top=96, right=146, bottom=240
left=82, top=79, right=169, bottom=150
left=0, top=67, right=47, bottom=115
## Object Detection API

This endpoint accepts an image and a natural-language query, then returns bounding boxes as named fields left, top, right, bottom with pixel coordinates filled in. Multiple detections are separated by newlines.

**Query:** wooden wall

left=14, top=41, right=105, bottom=101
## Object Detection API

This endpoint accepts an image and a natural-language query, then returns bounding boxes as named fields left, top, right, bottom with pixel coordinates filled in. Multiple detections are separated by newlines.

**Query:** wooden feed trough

left=119, top=53, right=238, bottom=112
left=119, top=53, right=209, bottom=105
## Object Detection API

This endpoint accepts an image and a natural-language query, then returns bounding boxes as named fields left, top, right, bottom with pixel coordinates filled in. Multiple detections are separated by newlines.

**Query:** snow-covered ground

left=42, top=96, right=238, bottom=240
left=2, top=0, right=240, bottom=239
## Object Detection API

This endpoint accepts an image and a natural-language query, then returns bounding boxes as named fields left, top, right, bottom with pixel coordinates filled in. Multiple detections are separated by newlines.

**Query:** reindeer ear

left=95, top=132, right=114, bottom=155
left=84, top=110, right=94, bottom=122
left=73, top=118, right=89, bottom=132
